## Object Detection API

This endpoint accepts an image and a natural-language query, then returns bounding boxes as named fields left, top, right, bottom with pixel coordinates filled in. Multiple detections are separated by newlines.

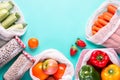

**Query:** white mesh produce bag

left=75, top=48, right=120, bottom=80
left=30, top=49, right=74, bottom=80
left=86, top=0, right=120, bottom=53
left=0, top=0, right=27, bottom=47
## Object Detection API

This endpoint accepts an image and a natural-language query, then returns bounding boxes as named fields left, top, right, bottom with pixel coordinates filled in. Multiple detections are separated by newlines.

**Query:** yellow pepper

left=101, top=64, right=120, bottom=80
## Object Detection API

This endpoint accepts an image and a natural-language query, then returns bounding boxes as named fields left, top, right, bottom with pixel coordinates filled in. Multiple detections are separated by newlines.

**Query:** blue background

left=1, top=0, right=119, bottom=80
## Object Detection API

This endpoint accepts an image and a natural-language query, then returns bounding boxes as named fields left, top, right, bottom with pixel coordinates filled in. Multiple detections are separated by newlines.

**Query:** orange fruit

left=28, top=38, right=39, bottom=49
left=32, top=62, right=49, bottom=80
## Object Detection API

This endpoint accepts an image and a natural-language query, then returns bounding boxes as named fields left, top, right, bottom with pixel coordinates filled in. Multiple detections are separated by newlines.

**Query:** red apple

left=43, top=59, right=58, bottom=75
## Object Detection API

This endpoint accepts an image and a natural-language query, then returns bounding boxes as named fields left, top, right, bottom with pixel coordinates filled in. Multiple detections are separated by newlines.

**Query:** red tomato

left=28, top=38, right=39, bottom=49
left=53, top=64, right=66, bottom=79
left=32, top=62, right=49, bottom=80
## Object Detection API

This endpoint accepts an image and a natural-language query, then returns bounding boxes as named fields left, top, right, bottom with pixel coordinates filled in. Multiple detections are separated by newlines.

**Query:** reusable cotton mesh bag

left=86, top=0, right=120, bottom=53
left=30, top=49, right=74, bottom=80
left=0, top=36, right=25, bottom=68
left=0, top=0, right=27, bottom=47
left=75, top=48, right=120, bottom=80
left=4, top=51, right=35, bottom=80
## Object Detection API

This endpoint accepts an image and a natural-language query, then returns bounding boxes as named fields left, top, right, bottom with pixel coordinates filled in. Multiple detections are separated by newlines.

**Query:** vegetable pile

left=78, top=50, right=120, bottom=80
left=0, top=1, right=26, bottom=30
left=92, top=4, right=117, bottom=35
left=32, top=58, right=66, bottom=80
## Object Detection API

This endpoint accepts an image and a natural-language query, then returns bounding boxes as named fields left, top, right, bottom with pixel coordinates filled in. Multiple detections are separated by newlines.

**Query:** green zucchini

left=2, top=13, right=20, bottom=29
left=0, top=9, right=9, bottom=22
left=8, top=23, right=27, bottom=29
left=0, top=1, right=14, bottom=10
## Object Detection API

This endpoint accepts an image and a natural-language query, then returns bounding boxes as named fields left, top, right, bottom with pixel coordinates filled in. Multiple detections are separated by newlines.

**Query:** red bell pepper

left=89, top=50, right=110, bottom=68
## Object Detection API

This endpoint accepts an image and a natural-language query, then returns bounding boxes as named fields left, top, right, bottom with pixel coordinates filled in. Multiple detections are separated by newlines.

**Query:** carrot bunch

left=92, top=4, right=117, bottom=35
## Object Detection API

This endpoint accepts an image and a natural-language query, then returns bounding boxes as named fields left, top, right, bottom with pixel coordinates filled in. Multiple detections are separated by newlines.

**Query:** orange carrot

left=94, top=21, right=103, bottom=28
left=92, top=25, right=101, bottom=31
left=98, top=15, right=104, bottom=19
left=92, top=30, right=97, bottom=35
left=103, top=12, right=113, bottom=18
left=98, top=19, right=108, bottom=26
left=107, top=4, right=117, bottom=14
left=103, top=13, right=112, bottom=21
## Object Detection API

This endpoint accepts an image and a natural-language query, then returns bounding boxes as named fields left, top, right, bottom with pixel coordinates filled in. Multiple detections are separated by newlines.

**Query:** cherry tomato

left=53, top=63, right=66, bottom=79
left=32, top=62, right=49, bottom=80
left=28, top=38, right=39, bottom=49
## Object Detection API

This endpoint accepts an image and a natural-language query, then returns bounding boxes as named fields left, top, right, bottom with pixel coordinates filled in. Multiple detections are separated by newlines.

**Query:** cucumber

left=0, top=1, right=14, bottom=10
left=0, top=9, right=9, bottom=22
left=8, top=23, right=27, bottom=29
left=2, top=13, right=20, bottom=29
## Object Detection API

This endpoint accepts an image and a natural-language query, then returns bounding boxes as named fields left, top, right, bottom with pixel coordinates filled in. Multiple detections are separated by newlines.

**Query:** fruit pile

left=78, top=50, right=120, bottom=80
left=70, top=38, right=86, bottom=56
left=0, top=1, right=26, bottom=30
left=32, top=58, right=66, bottom=80
left=92, top=4, right=117, bottom=35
